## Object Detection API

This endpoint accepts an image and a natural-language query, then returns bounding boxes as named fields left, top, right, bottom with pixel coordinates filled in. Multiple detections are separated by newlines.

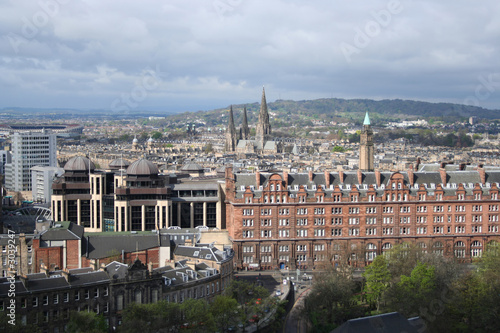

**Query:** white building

left=31, top=165, right=64, bottom=203
left=5, top=131, right=57, bottom=192
left=0, top=150, right=11, bottom=181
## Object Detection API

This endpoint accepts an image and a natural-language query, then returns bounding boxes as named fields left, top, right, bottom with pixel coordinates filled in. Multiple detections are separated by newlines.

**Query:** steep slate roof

left=38, top=221, right=84, bottom=241
left=86, top=234, right=159, bottom=259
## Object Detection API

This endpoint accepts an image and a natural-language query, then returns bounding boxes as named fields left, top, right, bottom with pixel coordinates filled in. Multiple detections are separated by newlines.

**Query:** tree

left=210, top=295, right=239, bottom=332
left=386, top=261, right=436, bottom=317
left=302, top=267, right=364, bottom=331
left=120, top=301, right=182, bottom=333
left=151, top=131, right=162, bottom=140
left=204, top=143, right=213, bottom=154
left=180, top=298, right=215, bottom=332
left=66, top=311, right=108, bottom=333
left=332, top=146, right=346, bottom=153
left=363, top=255, right=391, bottom=312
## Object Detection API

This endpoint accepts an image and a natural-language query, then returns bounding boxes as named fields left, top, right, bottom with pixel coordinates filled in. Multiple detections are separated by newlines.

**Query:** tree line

left=302, top=243, right=500, bottom=333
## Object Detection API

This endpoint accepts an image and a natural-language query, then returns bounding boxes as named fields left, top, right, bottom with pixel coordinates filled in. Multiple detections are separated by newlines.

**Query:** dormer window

left=270, top=184, right=274, bottom=191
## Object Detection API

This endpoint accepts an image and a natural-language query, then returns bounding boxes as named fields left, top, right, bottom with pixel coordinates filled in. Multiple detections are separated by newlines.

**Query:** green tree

left=180, top=298, right=215, bottom=332
left=302, top=267, right=364, bottom=331
left=120, top=301, right=182, bottom=333
left=210, top=295, right=239, bottom=332
left=363, top=255, right=391, bottom=312
left=204, top=143, right=213, bottom=154
left=332, top=146, right=346, bottom=153
left=151, top=131, right=162, bottom=140
left=66, top=311, right=108, bottom=333
left=386, top=261, right=436, bottom=317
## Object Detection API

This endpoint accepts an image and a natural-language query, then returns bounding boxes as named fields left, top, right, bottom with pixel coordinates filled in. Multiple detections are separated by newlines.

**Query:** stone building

left=224, top=165, right=500, bottom=270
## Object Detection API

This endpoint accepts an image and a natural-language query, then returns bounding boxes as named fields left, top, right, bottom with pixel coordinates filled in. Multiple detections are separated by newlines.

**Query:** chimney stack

left=256, top=171, right=261, bottom=188
left=324, top=171, right=330, bottom=188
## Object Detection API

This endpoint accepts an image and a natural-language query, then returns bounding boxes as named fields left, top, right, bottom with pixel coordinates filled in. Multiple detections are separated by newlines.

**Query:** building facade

left=225, top=165, right=500, bottom=270
left=31, top=166, right=64, bottom=204
left=52, top=156, right=225, bottom=233
left=5, top=132, right=57, bottom=192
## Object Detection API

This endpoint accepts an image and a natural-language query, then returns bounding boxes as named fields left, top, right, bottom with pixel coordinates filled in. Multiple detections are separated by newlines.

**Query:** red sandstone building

left=224, top=164, right=500, bottom=270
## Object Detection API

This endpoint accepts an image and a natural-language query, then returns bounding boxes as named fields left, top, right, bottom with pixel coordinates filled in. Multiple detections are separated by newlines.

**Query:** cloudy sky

left=1, top=0, right=499, bottom=113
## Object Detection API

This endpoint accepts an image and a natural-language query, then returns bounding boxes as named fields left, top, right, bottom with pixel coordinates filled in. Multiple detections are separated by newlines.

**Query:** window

left=85, top=289, right=90, bottom=299
left=314, top=229, right=325, bottom=237
left=75, top=292, right=80, bottom=301
left=243, top=230, right=254, bottom=238
left=332, top=207, right=342, bottom=214
left=348, top=228, right=359, bottom=236
left=332, top=217, right=342, bottom=225
left=297, top=245, right=307, bottom=252
left=332, top=228, right=342, bottom=236
left=53, top=294, right=59, bottom=304
left=33, top=297, right=38, bottom=307
left=43, top=295, right=48, bottom=305
left=243, top=219, right=254, bottom=227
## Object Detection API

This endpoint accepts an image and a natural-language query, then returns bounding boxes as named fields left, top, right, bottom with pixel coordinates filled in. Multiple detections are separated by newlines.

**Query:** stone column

left=141, top=205, right=146, bottom=231
left=203, top=202, right=207, bottom=226
left=190, top=202, right=194, bottom=228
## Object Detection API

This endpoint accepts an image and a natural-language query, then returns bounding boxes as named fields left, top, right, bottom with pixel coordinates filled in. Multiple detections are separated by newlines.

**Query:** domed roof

left=132, top=135, right=138, bottom=144
left=147, top=136, right=154, bottom=143
left=181, top=162, right=204, bottom=172
left=109, top=158, right=130, bottom=169
left=126, top=158, right=158, bottom=176
left=64, top=156, right=95, bottom=171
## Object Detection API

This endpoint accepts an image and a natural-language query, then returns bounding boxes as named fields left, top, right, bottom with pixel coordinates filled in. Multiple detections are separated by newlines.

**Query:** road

left=283, top=286, right=311, bottom=333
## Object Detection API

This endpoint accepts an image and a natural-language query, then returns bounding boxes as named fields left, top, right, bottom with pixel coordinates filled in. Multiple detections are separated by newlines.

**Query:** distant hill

left=2, top=98, right=498, bottom=126
left=168, top=98, right=500, bottom=128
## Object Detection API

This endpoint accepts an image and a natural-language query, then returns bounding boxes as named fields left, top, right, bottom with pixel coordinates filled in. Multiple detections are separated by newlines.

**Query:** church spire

left=240, top=106, right=250, bottom=140
left=225, top=105, right=237, bottom=152
left=363, top=112, right=371, bottom=126
left=256, top=87, right=271, bottom=148
left=360, top=112, right=374, bottom=171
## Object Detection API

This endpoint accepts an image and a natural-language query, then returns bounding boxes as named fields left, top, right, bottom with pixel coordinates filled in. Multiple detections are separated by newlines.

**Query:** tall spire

left=240, top=106, right=250, bottom=140
left=256, top=87, right=271, bottom=149
left=225, top=105, right=237, bottom=152
left=360, top=112, right=374, bottom=171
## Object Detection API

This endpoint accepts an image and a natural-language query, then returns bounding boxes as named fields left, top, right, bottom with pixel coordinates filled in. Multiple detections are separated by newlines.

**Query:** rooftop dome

left=64, top=156, right=95, bottom=171
left=132, top=135, right=138, bottom=144
left=109, top=158, right=130, bottom=170
left=181, top=162, right=204, bottom=172
left=126, top=158, right=159, bottom=176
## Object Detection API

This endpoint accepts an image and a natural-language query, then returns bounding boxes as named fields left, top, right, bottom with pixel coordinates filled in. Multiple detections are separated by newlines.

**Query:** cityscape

left=1, top=1, right=500, bottom=333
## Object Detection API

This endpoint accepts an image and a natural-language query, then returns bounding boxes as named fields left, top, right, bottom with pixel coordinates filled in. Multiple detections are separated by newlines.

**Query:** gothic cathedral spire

left=359, top=112, right=374, bottom=171
left=225, top=105, right=237, bottom=152
left=240, top=106, right=250, bottom=140
left=256, top=87, right=271, bottom=149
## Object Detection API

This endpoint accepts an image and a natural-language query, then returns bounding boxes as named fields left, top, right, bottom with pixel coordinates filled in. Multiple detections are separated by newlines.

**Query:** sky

left=1, top=0, right=500, bottom=113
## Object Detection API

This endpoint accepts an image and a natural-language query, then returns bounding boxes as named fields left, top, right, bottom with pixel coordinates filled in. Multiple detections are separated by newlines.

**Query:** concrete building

left=5, top=131, right=57, bottom=192
left=31, top=166, right=64, bottom=204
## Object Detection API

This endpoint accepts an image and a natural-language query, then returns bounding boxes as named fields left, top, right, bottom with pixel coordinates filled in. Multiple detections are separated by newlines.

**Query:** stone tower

left=359, top=112, right=374, bottom=171
left=225, top=105, right=237, bottom=152
left=255, top=87, right=271, bottom=149
left=240, top=106, right=250, bottom=140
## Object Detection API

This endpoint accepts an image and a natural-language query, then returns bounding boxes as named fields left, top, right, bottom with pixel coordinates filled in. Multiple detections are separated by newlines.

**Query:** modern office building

left=5, top=131, right=57, bottom=192
left=52, top=156, right=225, bottom=232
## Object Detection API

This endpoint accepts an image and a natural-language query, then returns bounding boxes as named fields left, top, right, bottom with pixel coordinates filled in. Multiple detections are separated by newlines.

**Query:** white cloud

left=0, top=0, right=499, bottom=111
